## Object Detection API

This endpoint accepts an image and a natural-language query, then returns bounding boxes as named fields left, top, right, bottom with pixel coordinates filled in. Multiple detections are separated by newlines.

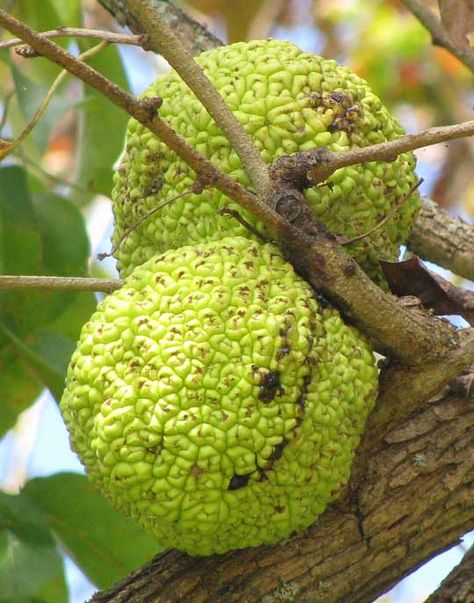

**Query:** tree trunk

left=90, top=387, right=474, bottom=602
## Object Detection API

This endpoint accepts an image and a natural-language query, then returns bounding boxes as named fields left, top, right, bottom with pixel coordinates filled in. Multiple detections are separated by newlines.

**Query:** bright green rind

left=112, top=39, right=420, bottom=283
left=60, top=237, right=377, bottom=555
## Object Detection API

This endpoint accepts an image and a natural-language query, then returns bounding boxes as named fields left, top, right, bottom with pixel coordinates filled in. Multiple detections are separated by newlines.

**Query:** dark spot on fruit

left=330, top=91, right=346, bottom=103
left=269, top=438, right=287, bottom=461
left=277, top=346, right=290, bottom=359
left=228, top=473, right=251, bottom=491
left=343, top=261, right=357, bottom=277
left=313, top=289, right=331, bottom=309
left=190, top=464, right=204, bottom=478
left=258, top=371, right=282, bottom=403
left=275, top=505, right=285, bottom=514
left=295, top=393, right=305, bottom=411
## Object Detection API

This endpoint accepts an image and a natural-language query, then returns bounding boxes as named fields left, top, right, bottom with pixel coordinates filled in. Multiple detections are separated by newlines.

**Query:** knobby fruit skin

left=112, top=39, right=420, bottom=284
left=60, top=237, right=378, bottom=556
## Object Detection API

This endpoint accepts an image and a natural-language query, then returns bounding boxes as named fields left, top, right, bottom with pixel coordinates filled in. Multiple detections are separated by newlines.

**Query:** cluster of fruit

left=60, top=40, right=418, bottom=555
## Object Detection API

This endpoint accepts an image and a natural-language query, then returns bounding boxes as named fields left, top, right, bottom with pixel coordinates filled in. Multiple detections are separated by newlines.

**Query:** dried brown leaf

left=0, top=138, right=15, bottom=160
left=380, top=256, right=474, bottom=325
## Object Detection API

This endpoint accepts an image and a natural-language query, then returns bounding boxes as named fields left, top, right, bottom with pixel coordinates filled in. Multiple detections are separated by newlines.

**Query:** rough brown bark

left=425, top=544, right=474, bottom=602
left=408, top=199, right=474, bottom=281
left=97, top=0, right=221, bottom=55
left=89, top=386, right=473, bottom=603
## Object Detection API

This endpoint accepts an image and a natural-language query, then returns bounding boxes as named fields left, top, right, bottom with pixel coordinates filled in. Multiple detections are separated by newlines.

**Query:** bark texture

left=408, top=199, right=474, bottom=281
left=425, top=544, right=474, bottom=602
left=89, top=388, right=474, bottom=603
left=98, top=0, right=221, bottom=55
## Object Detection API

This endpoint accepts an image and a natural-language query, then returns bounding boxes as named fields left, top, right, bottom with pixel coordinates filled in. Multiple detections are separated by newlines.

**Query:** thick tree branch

left=399, top=0, right=474, bottom=72
left=424, top=544, right=474, bottom=602
left=408, top=198, right=474, bottom=281
left=87, top=389, right=474, bottom=603
left=124, top=0, right=271, bottom=197
left=351, top=334, right=474, bottom=484
left=98, top=0, right=221, bottom=56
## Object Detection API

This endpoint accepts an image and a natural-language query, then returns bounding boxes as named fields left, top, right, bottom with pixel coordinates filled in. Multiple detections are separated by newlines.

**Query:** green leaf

left=22, top=473, right=161, bottom=589
left=7, top=1, right=81, bottom=157
left=75, top=44, right=130, bottom=200
left=33, top=192, right=90, bottom=277
left=13, top=0, right=82, bottom=65
left=0, top=165, right=42, bottom=276
left=0, top=349, right=41, bottom=435
left=0, top=166, right=95, bottom=433
left=0, top=323, right=64, bottom=400
left=0, top=491, right=67, bottom=603
left=9, top=60, right=78, bottom=157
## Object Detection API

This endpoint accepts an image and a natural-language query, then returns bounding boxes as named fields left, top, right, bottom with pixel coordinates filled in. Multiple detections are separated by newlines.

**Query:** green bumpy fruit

left=112, top=39, right=419, bottom=282
left=61, top=237, right=378, bottom=555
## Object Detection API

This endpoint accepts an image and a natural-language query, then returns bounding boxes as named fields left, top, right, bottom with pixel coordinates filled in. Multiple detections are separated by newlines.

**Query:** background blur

left=0, top=0, right=472, bottom=601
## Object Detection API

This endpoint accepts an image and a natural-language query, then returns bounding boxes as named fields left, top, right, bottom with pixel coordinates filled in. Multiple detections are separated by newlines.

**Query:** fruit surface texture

left=112, top=39, right=419, bottom=282
left=60, top=237, right=378, bottom=555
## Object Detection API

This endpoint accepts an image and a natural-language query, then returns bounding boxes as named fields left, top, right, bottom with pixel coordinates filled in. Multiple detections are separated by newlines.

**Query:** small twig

left=340, top=179, right=424, bottom=246
left=218, top=205, right=270, bottom=243
left=98, top=189, right=195, bottom=261
left=125, top=0, right=271, bottom=198
left=0, top=27, right=148, bottom=52
left=304, top=121, right=474, bottom=186
left=0, top=41, right=108, bottom=161
left=399, top=0, right=474, bottom=72
left=0, top=275, right=122, bottom=293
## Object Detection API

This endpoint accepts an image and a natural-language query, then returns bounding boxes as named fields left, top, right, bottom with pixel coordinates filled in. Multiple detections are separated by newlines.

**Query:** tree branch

left=273, top=121, right=474, bottom=188
left=399, top=0, right=474, bottom=72
left=0, top=275, right=122, bottom=293
left=0, top=7, right=468, bottom=368
left=408, top=198, right=474, bottom=281
left=2, top=5, right=471, bottom=601
left=124, top=0, right=271, bottom=197
left=98, top=0, right=221, bottom=56
left=424, top=544, right=474, bottom=602
left=0, top=27, right=147, bottom=51
left=87, top=389, right=474, bottom=603
left=0, top=8, right=259, bottom=216
left=354, top=333, right=474, bottom=463
left=98, top=0, right=474, bottom=287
